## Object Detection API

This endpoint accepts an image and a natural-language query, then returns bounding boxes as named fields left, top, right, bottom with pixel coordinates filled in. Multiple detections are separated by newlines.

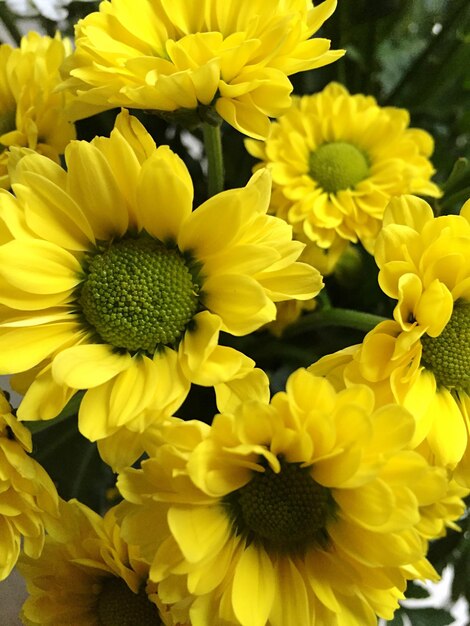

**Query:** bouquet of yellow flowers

left=0, top=1, right=469, bottom=624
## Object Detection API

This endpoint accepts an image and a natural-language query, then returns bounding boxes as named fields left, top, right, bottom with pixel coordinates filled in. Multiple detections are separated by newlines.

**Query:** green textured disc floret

left=309, top=141, right=370, bottom=193
left=79, top=237, right=200, bottom=354
left=223, top=456, right=336, bottom=554
left=421, top=300, right=470, bottom=391
left=97, top=578, right=162, bottom=626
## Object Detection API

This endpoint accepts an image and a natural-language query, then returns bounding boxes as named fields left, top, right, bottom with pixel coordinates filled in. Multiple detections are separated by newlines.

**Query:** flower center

left=421, top=300, right=470, bottom=392
left=97, top=578, right=161, bottom=626
left=223, top=456, right=336, bottom=554
left=79, top=237, right=200, bottom=354
left=308, top=141, right=370, bottom=193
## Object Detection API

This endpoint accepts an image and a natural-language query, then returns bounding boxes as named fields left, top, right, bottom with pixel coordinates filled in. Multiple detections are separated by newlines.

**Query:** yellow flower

left=309, top=344, right=470, bottom=530
left=18, top=498, right=185, bottom=626
left=117, top=368, right=448, bottom=626
left=347, top=194, right=470, bottom=478
left=61, top=0, right=344, bottom=139
left=376, top=194, right=470, bottom=338
left=309, top=321, right=470, bottom=481
left=0, top=391, right=58, bottom=581
left=245, top=82, right=441, bottom=255
left=0, top=110, right=321, bottom=469
left=0, top=31, right=76, bottom=189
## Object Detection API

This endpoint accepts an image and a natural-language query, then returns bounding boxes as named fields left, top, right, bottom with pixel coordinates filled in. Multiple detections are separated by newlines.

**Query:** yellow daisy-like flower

left=0, top=31, right=76, bottom=189
left=245, top=82, right=441, bottom=254
left=358, top=193, right=470, bottom=478
left=308, top=319, right=470, bottom=481
left=309, top=349, right=470, bottom=536
left=61, top=0, right=344, bottom=139
left=0, top=390, right=59, bottom=581
left=0, top=110, right=321, bottom=469
left=117, top=368, right=448, bottom=626
left=18, top=498, right=186, bottom=626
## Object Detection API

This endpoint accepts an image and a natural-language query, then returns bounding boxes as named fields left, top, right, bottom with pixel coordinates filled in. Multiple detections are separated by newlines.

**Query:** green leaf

left=404, top=607, right=454, bottom=626
left=443, top=157, right=470, bottom=194
left=387, top=610, right=404, bottom=625
left=406, top=582, right=431, bottom=600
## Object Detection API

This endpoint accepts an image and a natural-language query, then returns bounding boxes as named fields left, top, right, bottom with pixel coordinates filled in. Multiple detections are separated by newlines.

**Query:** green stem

left=285, top=307, right=389, bottom=337
left=203, top=122, right=224, bottom=197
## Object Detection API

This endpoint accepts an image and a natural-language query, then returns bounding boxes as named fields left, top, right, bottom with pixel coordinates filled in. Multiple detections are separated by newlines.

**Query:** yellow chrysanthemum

left=117, top=368, right=449, bottom=626
left=351, top=193, right=470, bottom=478
left=0, top=390, right=59, bottom=581
left=0, top=31, right=76, bottom=189
left=0, top=110, right=321, bottom=469
left=61, top=0, right=344, bottom=139
left=245, top=82, right=441, bottom=255
left=308, top=319, right=470, bottom=476
left=309, top=347, right=470, bottom=533
left=18, top=498, right=186, bottom=626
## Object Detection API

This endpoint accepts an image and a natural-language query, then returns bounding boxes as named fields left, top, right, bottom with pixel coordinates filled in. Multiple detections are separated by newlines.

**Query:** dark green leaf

left=404, top=607, right=454, bottom=626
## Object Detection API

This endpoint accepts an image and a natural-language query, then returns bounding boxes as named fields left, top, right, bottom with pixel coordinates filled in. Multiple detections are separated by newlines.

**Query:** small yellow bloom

left=0, top=110, right=322, bottom=469
left=0, top=32, right=76, bottom=188
left=0, top=391, right=58, bottom=581
left=352, top=195, right=470, bottom=478
left=117, top=368, right=449, bottom=626
left=309, top=320, right=470, bottom=483
left=18, top=498, right=184, bottom=626
left=245, top=83, right=441, bottom=258
left=61, top=0, right=344, bottom=138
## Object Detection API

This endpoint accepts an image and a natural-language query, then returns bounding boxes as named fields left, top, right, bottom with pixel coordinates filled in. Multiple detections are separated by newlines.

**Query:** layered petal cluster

left=0, top=110, right=321, bottom=469
left=0, top=31, right=76, bottom=188
left=61, top=0, right=344, bottom=138
left=355, top=194, right=470, bottom=478
left=0, top=391, right=58, bottom=581
left=376, top=195, right=470, bottom=337
left=117, top=368, right=449, bottom=626
left=309, top=345, right=470, bottom=523
left=18, top=498, right=184, bottom=626
left=245, top=82, right=441, bottom=261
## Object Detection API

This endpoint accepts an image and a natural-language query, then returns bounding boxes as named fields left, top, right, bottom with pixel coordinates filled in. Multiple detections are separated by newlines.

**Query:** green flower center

left=223, top=456, right=336, bottom=554
left=421, top=300, right=470, bottom=391
left=97, top=578, right=161, bottom=626
left=308, top=141, right=370, bottom=193
left=79, top=237, right=200, bottom=354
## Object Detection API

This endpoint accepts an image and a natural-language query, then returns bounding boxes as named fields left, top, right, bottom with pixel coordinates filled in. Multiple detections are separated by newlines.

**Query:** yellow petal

left=0, top=323, right=81, bottom=374
left=186, top=344, right=254, bottom=386
left=414, top=279, right=453, bottom=336
left=14, top=173, right=95, bottom=251
left=270, top=559, right=310, bottom=626
left=51, top=343, right=132, bottom=388
left=178, top=310, right=221, bottom=374
left=136, top=146, right=193, bottom=239
left=17, top=366, right=77, bottom=421
left=97, top=428, right=147, bottom=470
left=168, top=505, right=230, bottom=563
left=178, top=169, right=271, bottom=258
left=382, top=195, right=434, bottom=230
left=65, top=140, right=129, bottom=239
left=215, top=367, right=270, bottom=413
left=0, top=239, right=82, bottom=294
left=334, top=479, right=396, bottom=529
left=426, top=388, right=467, bottom=467
left=232, top=545, right=275, bottom=626
left=257, top=262, right=323, bottom=301
left=202, top=273, right=273, bottom=334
